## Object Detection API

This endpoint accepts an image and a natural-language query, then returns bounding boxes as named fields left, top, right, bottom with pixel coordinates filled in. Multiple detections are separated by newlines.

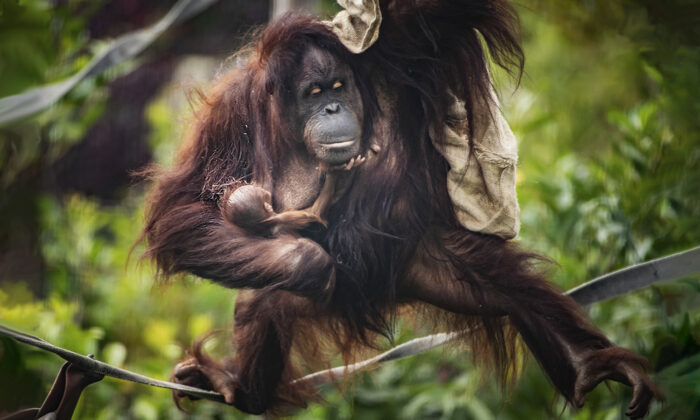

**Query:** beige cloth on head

left=329, top=0, right=382, bottom=53
left=328, top=0, right=520, bottom=239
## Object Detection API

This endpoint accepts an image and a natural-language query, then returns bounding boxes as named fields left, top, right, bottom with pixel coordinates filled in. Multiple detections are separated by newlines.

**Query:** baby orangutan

left=221, top=181, right=331, bottom=234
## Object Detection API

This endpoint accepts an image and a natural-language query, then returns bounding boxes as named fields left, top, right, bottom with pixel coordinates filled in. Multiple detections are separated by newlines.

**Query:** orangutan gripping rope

left=142, top=1, right=660, bottom=417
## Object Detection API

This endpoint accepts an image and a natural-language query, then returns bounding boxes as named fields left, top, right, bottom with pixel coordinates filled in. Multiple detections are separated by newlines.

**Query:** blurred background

left=0, top=0, right=698, bottom=418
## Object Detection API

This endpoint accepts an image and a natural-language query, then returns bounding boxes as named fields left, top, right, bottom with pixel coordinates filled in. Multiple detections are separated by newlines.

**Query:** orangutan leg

left=400, top=228, right=660, bottom=418
left=173, top=290, right=320, bottom=414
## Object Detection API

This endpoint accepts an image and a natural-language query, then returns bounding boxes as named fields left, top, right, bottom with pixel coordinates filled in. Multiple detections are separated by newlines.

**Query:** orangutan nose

left=324, top=102, right=340, bottom=114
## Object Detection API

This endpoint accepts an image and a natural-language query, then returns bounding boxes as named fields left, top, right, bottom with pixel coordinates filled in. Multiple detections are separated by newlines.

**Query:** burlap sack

left=434, top=94, right=520, bottom=239
left=329, top=0, right=382, bottom=54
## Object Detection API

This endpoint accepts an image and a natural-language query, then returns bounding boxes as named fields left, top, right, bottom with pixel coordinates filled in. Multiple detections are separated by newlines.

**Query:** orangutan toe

left=172, top=356, right=237, bottom=405
left=624, top=366, right=659, bottom=419
left=571, top=348, right=661, bottom=418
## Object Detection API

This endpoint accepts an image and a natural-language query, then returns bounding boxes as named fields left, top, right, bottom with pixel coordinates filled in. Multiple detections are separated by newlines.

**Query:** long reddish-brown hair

left=141, top=4, right=664, bottom=414
left=142, top=0, right=528, bottom=398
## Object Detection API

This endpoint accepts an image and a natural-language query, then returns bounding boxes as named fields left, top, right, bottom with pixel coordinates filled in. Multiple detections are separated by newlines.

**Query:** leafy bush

left=1, top=1, right=698, bottom=419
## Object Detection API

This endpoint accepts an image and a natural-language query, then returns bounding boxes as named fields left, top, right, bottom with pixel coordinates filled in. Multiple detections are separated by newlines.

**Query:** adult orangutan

left=142, top=0, right=660, bottom=417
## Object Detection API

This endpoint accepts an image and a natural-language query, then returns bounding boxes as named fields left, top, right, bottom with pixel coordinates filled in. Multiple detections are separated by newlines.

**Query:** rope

left=1, top=246, right=699, bottom=403
left=568, top=246, right=700, bottom=306
left=0, top=0, right=220, bottom=126
left=0, top=325, right=225, bottom=403
left=300, top=246, right=700, bottom=385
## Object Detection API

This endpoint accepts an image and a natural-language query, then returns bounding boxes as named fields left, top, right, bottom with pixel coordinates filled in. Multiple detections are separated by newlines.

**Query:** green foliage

left=1, top=0, right=699, bottom=419
left=2, top=188, right=248, bottom=418
left=0, top=0, right=114, bottom=187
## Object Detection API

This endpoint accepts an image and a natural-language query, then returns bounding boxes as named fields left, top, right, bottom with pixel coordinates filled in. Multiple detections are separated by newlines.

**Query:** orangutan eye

left=310, top=86, right=322, bottom=96
left=332, top=80, right=343, bottom=90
